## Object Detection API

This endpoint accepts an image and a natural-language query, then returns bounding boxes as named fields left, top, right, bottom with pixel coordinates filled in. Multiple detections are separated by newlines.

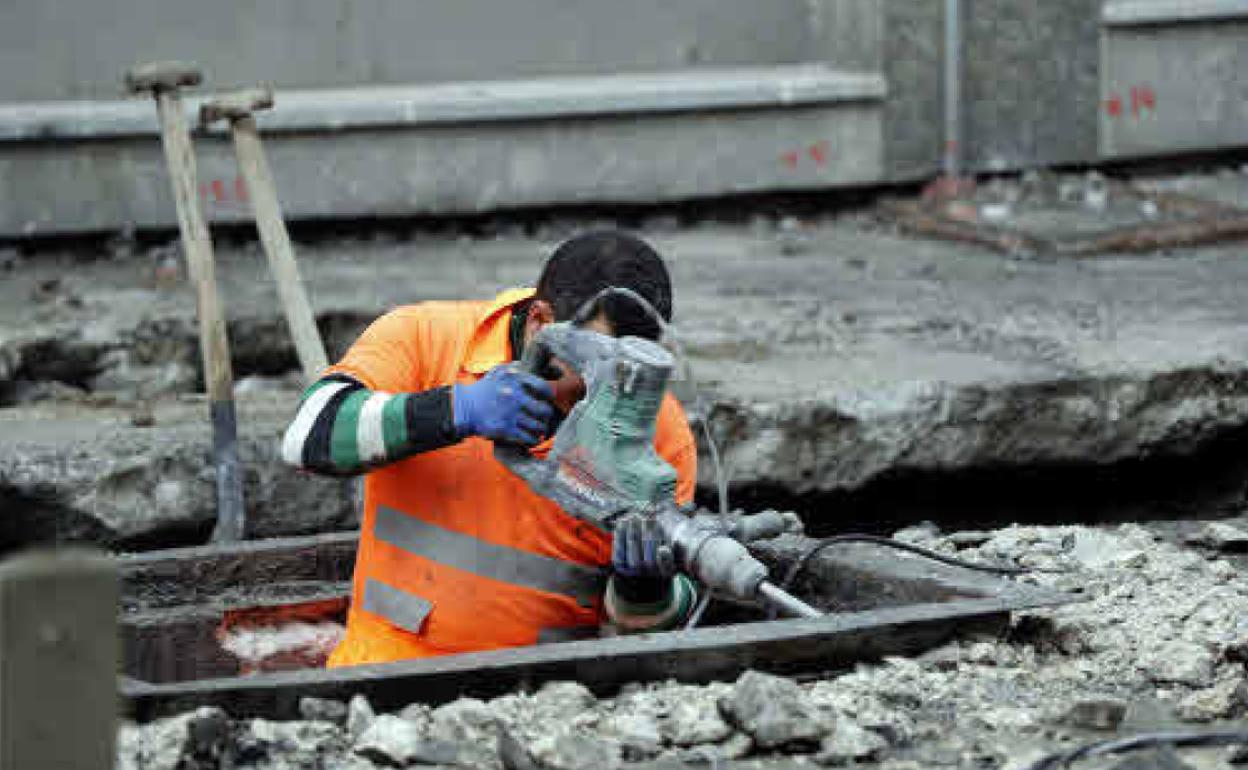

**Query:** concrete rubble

left=116, top=518, right=1248, bottom=769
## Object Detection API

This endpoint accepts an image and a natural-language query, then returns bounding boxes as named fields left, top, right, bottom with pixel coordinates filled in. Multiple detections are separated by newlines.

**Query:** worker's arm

left=282, top=365, right=554, bottom=476
left=280, top=373, right=458, bottom=476
left=281, top=305, right=553, bottom=477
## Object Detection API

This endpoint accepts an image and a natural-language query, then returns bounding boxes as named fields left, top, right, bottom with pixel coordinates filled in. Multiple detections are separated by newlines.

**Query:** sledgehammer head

left=125, top=61, right=203, bottom=94
left=200, top=88, right=274, bottom=126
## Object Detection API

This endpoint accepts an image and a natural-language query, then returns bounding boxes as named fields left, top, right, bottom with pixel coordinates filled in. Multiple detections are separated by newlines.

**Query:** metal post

left=943, top=0, right=963, bottom=178
left=0, top=549, right=119, bottom=770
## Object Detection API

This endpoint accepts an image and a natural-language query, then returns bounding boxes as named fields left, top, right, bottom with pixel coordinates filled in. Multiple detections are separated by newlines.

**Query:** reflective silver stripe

left=537, top=626, right=601, bottom=645
left=375, top=505, right=606, bottom=607
left=362, top=578, right=433, bottom=635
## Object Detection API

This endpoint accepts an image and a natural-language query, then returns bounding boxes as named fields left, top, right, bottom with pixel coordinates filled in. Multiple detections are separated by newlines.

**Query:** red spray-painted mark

left=1105, top=85, right=1155, bottom=119
left=199, top=176, right=250, bottom=206
left=782, top=141, right=833, bottom=171
left=808, top=141, right=829, bottom=167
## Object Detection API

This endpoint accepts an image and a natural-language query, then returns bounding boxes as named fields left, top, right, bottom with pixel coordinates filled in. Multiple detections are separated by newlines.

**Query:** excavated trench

left=718, top=421, right=1248, bottom=538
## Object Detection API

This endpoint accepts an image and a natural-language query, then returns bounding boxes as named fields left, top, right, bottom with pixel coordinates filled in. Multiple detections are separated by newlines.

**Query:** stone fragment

left=1185, top=522, right=1248, bottom=553
left=499, top=727, right=542, bottom=770
left=429, top=697, right=502, bottom=767
left=1176, top=675, right=1248, bottom=722
left=1062, top=698, right=1128, bottom=731
left=346, top=693, right=376, bottom=739
left=816, top=719, right=889, bottom=765
left=529, top=727, right=622, bottom=770
left=1141, top=642, right=1217, bottom=687
left=115, top=707, right=230, bottom=770
left=398, top=701, right=433, bottom=730
left=719, top=670, right=834, bottom=749
left=600, top=712, right=663, bottom=760
left=429, top=697, right=499, bottom=741
left=233, top=718, right=346, bottom=768
left=531, top=681, right=598, bottom=722
left=663, top=694, right=733, bottom=746
left=354, top=714, right=462, bottom=767
left=299, top=696, right=348, bottom=725
left=948, top=530, right=993, bottom=548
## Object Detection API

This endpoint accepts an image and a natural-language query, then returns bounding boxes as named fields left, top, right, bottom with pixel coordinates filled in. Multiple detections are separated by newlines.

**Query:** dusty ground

left=3, top=167, right=1248, bottom=767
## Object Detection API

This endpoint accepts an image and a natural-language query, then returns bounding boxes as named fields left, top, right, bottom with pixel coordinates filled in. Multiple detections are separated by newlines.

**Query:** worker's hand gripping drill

left=452, top=364, right=555, bottom=445
left=612, top=512, right=677, bottom=579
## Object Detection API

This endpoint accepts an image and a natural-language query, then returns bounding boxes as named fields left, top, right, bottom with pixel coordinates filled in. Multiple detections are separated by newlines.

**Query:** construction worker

left=282, top=230, right=698, bottom=665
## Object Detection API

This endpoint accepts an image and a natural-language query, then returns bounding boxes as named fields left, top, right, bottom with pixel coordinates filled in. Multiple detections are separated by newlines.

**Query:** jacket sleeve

left=280, top=306, right=460, bottom=476
left=280, top=374, right=458, bottom=476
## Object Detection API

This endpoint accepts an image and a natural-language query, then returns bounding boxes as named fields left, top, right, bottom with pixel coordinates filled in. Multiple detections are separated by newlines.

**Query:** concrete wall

left=0, top=0, right=815, bottom=103
left=963, top=0, right=1103, bottom=171
left=3, top=0, right=1248, bottom=236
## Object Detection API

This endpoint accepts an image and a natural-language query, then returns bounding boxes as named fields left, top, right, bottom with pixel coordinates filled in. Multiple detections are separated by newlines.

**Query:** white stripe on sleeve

left=356, top=392, right=394, bottom=464
left=280, top=381, right=353, bottom=467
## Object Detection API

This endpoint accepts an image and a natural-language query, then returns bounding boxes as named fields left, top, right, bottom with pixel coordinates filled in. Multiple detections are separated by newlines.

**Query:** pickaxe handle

left=151, top=89, right=245, bottom=542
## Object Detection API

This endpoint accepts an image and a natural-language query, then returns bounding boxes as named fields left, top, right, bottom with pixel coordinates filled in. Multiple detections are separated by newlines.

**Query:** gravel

left=118, top=518, right=1248, bottom=769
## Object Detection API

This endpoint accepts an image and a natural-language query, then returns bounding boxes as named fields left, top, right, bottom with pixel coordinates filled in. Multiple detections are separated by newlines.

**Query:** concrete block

left=0, top=549, right=119, bottom=770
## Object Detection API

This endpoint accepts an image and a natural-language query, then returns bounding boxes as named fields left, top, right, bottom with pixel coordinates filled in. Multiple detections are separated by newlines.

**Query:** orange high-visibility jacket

left=325, top=288, right=697, bottom=666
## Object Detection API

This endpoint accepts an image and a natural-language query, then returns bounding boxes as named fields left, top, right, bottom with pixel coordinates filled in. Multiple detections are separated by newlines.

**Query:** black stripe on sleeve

left=301, top=379, right=364, bottom=472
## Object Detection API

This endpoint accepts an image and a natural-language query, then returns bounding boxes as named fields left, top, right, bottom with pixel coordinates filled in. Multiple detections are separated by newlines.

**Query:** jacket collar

left=462, top=287, right=536, bottom=374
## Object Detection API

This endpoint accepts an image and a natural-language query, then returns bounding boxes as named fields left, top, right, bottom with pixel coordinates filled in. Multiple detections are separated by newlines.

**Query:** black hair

left=535, top=230, right=673, bottom=340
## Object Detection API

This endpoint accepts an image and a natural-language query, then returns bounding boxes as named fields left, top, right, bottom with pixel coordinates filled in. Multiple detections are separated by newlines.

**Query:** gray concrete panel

left=805, top=0, right=884, bottom=70
left=0, top=0, right=812, bottom=103
left=0, top=103, right=884, bottom=237
left=0, top=550, right=118, bottom=770
left=1100, top=21, right=1248, bottom=158
left=962, top=0, right=1102, bottom=171
left=1104, top=0, right=1248, bottom=26
left=882, top=0, right=945, bottom=180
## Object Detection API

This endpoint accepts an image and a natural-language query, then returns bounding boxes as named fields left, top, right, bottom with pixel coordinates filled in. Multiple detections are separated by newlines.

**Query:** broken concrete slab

left=5, top=201, right=1248, bottom=542
left=0, top=397, right=358, bottom=549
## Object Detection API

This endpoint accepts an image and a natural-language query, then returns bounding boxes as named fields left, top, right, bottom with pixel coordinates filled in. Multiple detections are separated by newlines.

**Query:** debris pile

left=118, top=519, right=1248, bottom=769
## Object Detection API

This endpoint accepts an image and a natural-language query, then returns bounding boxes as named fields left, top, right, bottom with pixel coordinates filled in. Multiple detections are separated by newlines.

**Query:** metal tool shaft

left=758, top=581, right=823, bottom=619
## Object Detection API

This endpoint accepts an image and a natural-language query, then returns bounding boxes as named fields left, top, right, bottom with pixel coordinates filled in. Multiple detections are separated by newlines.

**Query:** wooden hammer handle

left=230, top=116, right=328, bottom=381
left=153, top=90, right=245, bottom=541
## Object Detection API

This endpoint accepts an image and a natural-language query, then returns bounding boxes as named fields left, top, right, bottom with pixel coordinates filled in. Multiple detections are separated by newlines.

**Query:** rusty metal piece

left=884, top=192, right=1248, bottom=259
left=884, top=199, right=1049, bottom=257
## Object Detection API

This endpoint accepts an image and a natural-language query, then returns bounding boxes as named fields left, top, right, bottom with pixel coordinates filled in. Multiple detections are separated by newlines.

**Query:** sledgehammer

left=125, top=61, right=245, bottom=542
left=200, top=89, right=328, bottom=382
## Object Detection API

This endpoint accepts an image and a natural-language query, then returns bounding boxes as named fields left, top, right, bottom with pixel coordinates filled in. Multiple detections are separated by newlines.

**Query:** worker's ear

left=523, top=300, right=556, bottom=344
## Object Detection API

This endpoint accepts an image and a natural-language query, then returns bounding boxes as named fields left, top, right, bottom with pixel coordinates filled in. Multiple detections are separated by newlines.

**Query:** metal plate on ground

left=884, top=176, right=1248, bottom=258
left=119, top=531, right=1073, bottom=721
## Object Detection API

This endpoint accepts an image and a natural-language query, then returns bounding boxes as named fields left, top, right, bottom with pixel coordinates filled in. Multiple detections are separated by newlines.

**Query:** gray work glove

left=611, top=512, right=677, bottom=579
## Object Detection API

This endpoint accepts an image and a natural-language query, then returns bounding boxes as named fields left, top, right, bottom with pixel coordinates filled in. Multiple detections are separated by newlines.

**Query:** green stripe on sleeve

left=381, top=394, right=410, bottom=456
left=330, top=390, right=371, bottom=470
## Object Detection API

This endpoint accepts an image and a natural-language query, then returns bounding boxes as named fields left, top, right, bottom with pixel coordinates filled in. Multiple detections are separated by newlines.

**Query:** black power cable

left=780, top=534, right=1050, bottom=592
left=762, top=533, right=1066, bottom=621
left=1018, top=729, right=1248, bottom=770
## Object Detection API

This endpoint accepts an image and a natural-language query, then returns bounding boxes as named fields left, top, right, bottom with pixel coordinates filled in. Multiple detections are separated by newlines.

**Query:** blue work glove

left=612, top=513, right=677, bottom=579
left=452, top=363, right=555, bottom=445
